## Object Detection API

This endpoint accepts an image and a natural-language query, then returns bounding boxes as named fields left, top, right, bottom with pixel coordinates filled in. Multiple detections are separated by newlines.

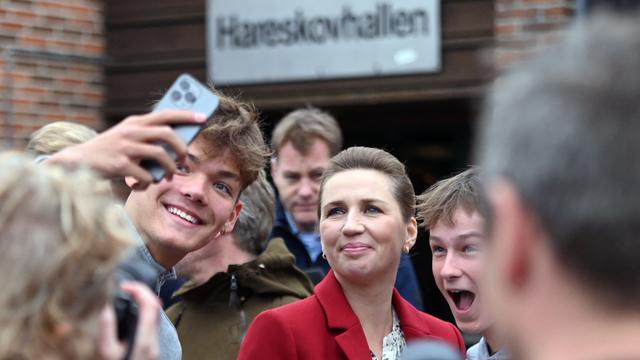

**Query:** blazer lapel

left=316, top=271, right=372, bottom=359
left=335, top=327, right=371, bottom=360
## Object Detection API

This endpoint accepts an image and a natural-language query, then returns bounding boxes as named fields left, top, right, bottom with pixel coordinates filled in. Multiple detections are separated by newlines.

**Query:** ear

left=124, top=175, right=138, bottom=189
left=403, top=216, right=418, bottom=251
left=270, top=157, right=278, bottom=178
left=487, top=180, right=539, bottom=290
left=222, top=200, right=243, bottom=235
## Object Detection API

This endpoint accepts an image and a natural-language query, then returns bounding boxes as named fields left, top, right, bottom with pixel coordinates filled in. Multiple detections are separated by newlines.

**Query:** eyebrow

left=321, top=198, right=387, bottom=209
left=187, top=153, right=241, bottom=182
left=217, top=169, right=241, bottom=182
left=187, top=153, right=200, bottom=165
left=429, top=231, right=484, bottom=242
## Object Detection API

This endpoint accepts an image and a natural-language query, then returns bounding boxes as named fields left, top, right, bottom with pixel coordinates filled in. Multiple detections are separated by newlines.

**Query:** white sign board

left=207, top=0, right=441, bottom=85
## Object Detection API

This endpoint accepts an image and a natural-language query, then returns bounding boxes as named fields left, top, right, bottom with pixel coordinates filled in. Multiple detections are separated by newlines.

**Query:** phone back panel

left=142, top=74, right=220, bottom=182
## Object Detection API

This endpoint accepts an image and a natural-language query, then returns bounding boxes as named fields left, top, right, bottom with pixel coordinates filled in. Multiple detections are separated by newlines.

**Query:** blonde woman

left=0, top=153, right=160, bottom=359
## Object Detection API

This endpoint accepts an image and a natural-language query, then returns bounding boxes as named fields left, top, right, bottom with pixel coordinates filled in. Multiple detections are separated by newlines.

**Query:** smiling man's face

left=125, top=138, right=242, bottom=268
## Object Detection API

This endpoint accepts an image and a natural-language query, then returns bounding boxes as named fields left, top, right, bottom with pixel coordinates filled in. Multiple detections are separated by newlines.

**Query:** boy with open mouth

left=417, top=168, right=509, bottom=360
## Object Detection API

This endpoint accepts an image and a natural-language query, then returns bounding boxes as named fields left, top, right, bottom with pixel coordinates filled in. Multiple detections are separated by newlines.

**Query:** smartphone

left=140, top=74, right=220, bottom=182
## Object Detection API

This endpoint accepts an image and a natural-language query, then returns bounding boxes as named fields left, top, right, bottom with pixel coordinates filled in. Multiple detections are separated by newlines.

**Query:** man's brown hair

left=271, top=107, right=342, bottom=157
left=416, top=167, right=483, bottom=230
left=198, top=89, right=270, bottom=189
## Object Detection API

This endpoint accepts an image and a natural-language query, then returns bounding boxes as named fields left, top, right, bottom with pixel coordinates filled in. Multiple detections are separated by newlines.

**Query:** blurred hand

left=48, top=110, right=206, bottom=190
left=98, top=281, right=162, bottom=360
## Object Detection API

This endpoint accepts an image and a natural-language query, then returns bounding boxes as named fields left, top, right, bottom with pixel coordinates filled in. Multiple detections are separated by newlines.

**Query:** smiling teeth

left=167, top=207, right=198, bottom=224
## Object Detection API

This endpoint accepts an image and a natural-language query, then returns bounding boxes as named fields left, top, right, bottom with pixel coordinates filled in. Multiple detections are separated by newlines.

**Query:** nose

left=180, top=173, right=208, bottom=206
left=297, top=177, right=317, bottom=199
left=440, top=253, right=463, bottom=280
left=341, top=210, right=364, bottom=236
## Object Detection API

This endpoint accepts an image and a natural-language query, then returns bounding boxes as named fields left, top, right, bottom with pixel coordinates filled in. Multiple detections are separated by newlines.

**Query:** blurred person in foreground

left=475, top=14, right=640, bottom=360
left=165, top=170, right=313, bottom=359
left=417, top=168, right=508, bottom=359
left=239, top=147, right=465, bottom=360
left=25, top=121, right=131, bottom=201
left=0, top=152, right=160, bottom=360
left=270, top=107, right=424, bottom=309
left=47, top=90, right=269, bottom=360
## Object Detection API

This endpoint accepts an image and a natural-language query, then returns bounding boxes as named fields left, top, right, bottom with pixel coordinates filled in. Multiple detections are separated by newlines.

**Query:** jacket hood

left=176, top=238, right=313, bottom=303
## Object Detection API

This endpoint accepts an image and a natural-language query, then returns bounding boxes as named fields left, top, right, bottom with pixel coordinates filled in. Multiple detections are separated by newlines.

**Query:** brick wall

left=495, top=0, right=577, bottom=70
left=0, top=0, right=104, bottom=149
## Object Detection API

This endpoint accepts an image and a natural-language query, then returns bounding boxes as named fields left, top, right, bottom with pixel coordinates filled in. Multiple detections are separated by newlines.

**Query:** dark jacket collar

left=175, top=238, right=313, bottom=302
left=273, top=194, right=290, bottom=232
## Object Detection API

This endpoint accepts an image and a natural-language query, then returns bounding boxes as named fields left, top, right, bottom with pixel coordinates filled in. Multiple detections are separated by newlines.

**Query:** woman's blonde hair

left=26, top=121, right=98, bottom=156
left=0, top=152, right=133, bottom=359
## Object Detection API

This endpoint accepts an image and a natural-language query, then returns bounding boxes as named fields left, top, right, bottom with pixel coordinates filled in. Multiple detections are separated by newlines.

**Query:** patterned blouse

left=371, top=308, right=406, bottom=360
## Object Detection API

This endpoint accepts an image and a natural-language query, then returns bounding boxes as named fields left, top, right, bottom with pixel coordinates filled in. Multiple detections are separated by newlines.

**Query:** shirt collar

left=136, top=245, right=177, bottom=293
left=284, top=209, right=318, bottom=236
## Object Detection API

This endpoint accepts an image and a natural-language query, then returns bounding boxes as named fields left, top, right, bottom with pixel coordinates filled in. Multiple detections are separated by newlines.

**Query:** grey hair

left=232, top=170, right=276, bottom=255
left=475, top=13, right=640, bottom=308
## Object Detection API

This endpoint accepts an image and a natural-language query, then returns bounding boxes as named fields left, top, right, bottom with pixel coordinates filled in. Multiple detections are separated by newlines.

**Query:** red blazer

left=238, top=270, right=465, bottom=360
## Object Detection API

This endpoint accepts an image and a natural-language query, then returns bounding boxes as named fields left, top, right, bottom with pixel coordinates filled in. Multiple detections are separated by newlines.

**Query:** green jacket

left=166, top=238, right=314, bottom=360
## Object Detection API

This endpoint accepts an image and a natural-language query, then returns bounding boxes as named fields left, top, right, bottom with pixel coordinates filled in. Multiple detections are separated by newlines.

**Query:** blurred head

left=417, top=168, right=492, bottom=334
left=318, top=147, right=417, bottom=285
left=26, top=121, right=98, bottom=156
left=125, top=89, right=269, bottom=267
left=26, top=121, right=129, bottom=201
left=0, top=152, right=132, bottom=359
left=475, top=14, right=640, bottom=332
left=271, top=107, right=342, bottom=232
left=232, top=170, right=276, bottom=256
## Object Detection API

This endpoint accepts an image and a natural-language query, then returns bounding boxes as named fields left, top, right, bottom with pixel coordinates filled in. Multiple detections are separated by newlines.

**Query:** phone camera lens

left=185, top=92, right=196, bottom=104
left=171, top=90, right=182, bottom=101
left=179, top=80, right=190, bottom=90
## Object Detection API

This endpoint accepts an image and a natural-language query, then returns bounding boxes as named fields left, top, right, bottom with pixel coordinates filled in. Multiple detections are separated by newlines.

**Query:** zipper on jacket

left=228, top=274, right=248, bottom=339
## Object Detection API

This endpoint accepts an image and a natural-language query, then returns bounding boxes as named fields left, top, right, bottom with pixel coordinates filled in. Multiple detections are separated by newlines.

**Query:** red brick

left=7, top=8, right=37, bottom=21
left=18, top=86, right=48, bottom=97
left=19, top=35, right=47, bottom=48
left=13, top=94, right=33, bottom=103
left=80, top=42, right=104, bottom=54
left=496, top=24, right=518, bottom=35
left=522, top=22, right=565, bottom=33
left=59, top=77, right=84, bottom=87
left=544, top=7, right=574, bottom=18
left=0, top=22, right=23, bottom=32
left=43, top=14, right=67, bottom=25
left=497, top=8, right=538, bottom=19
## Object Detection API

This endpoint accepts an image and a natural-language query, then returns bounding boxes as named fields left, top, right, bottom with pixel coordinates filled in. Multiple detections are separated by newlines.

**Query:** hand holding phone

left=140, top=74, right=220, bottom=182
